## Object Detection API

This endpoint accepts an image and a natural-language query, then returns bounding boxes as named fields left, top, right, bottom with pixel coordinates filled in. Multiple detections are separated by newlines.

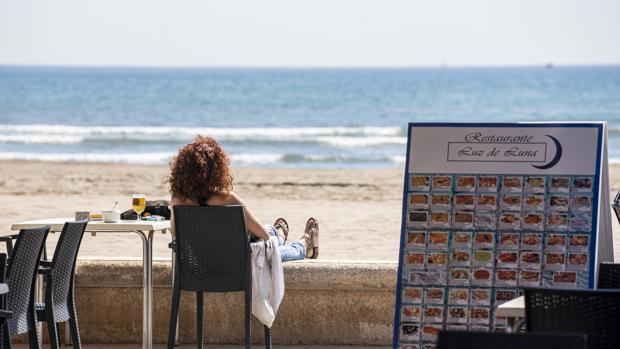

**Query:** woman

left=168, top=135, right=319, bottom=260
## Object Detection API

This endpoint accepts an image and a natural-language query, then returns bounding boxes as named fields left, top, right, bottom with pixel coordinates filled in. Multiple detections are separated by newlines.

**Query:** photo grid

left=396, top=174, right=595, bottom=349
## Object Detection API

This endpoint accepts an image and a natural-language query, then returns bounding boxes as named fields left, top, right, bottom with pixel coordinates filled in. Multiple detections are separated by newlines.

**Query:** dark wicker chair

left=438, top=331, right=587, bottom=349
left=0, top=226, right=50, bottom=349
left=168, top=205, right=272, bottom=349
left=0, top=253, right=13, bottom=348
left=36, top=221, right=88, bottom=349
left=525, top=287, right=620, bottom=349
left=597, top=263, right=620, bottom=289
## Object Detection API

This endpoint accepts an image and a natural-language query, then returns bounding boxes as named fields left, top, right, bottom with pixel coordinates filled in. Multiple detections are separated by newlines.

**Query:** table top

left=496, top=295, right=525, bottom=318
left=10, top=218, right=170, bottom=233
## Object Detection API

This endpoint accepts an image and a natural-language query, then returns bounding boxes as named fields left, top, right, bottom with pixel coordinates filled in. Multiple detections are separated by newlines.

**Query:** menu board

left=393, top=123, right=612, bottom=349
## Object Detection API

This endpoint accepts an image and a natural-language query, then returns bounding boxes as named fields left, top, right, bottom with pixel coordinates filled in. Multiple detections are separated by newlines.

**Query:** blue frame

left=392, top=122, right=604, bottom=349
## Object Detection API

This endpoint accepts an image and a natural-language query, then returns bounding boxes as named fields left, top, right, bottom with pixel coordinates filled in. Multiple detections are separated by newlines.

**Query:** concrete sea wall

left=40, top=259, right=397, bottom=345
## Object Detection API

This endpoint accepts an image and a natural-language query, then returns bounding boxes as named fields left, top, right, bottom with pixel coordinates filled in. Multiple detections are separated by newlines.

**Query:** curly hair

left=168, top=135, right=233, bottom=201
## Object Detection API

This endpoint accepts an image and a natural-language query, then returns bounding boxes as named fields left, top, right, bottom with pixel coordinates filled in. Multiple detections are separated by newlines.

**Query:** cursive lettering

left=465, top=132, right=534, bottom=143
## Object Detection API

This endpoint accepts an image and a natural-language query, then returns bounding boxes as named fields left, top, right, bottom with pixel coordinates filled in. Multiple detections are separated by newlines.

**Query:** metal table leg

left=37, top=267, right=44, bottom=348
left=134, top=230, right=154, bottom=349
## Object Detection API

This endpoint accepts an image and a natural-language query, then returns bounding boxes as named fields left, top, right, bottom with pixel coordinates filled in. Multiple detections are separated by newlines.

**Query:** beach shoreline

left=2, top=160, right=620, bottom=261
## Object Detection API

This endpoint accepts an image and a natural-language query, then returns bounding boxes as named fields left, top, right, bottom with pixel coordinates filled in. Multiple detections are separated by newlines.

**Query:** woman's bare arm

left=221, top=192, right=270, bottom=240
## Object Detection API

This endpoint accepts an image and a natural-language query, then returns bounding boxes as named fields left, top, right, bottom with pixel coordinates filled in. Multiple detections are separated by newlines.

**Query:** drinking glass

left=132, top=194, right=146, bottom=221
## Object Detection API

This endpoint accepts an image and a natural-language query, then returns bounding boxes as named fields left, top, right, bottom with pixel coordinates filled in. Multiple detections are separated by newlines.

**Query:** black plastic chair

left=438, top=330, right=587, bottom=349
left=168, top=205, right=272, bottom=349
left=1, top=226, right=50, bottom=349
left=525, top=287, right=620, bottom=349
left=36, top=221, right=88, bottom=349
left=597, top=263, right=620, bottom=289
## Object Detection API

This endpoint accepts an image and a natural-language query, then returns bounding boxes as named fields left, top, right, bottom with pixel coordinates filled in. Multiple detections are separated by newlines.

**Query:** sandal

left=273, top=218, right=289, bottom=243
left=303, top=217, right=319, bottom=259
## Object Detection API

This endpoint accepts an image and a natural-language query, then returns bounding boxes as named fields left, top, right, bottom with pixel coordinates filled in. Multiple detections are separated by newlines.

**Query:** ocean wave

left=0, top=124, right=406, bottom=146
left=606, top=126, right=620, bottom=134
left=390, top=155, right=407, bottom=164
left=0, top=151, right=176, bottom=165
left=0, top=135, right=85, bottom=144
left=0, top=151, right=405, bottom=166
left=316, top=136, right=406, bottom=147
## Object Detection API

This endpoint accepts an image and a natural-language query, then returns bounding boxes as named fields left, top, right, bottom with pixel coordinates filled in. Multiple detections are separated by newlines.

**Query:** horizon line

left=1, top=62, right=620, bottom=70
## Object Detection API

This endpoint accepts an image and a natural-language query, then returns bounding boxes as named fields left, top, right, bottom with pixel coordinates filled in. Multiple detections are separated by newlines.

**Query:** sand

left=1, top=160, right=619, bottom=261
left=0, top=161, right=404, bottom=260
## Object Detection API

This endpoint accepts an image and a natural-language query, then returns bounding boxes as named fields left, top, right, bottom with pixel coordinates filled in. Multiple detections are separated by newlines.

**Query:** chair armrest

left=0, top=253, right=7, bottom=283
left=0, top=235, right=18, bottom=241
left=0, top=235, right=18, bottom=256
left=0, top=310, right=12, bottom=319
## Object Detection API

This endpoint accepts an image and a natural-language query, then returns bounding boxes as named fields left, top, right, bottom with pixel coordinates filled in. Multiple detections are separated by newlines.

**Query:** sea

left=1, top=66, right=619, bottom=168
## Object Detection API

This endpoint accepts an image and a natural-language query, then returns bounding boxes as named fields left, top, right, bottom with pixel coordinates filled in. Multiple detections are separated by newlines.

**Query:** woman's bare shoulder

left=210, top=191, right=243, bottom=205
left=170, top=197, right=197, bottom=206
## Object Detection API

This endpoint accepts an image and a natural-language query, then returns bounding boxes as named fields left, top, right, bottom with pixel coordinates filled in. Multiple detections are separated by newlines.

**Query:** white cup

left=102, top=210, right=121, bottom=223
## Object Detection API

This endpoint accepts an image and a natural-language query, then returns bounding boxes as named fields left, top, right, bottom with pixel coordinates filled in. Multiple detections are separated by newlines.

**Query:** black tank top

left=197, top=194, right=213, bottom=207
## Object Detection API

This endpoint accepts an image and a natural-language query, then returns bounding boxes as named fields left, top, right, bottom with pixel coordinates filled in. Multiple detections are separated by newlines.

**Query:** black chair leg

left=55, top=324, right=61, bottom=347
left=264, top=326, right=272, bottom=349
left=1, top=322, right=11, bottom=349
left=245, top=289, right=251, bottom=349
left=196, top=292, right=203, bottom=349
left=47, top=316, right=60, bottom=349
left=2, top=322, right=11, bottom=349
left=46, top=288, right=60, bottom=349
left=27, top=291, right=39, bottom=349
left=68, top=290, right=82, bottom=349
left=167, top=278, right=181, bottom=349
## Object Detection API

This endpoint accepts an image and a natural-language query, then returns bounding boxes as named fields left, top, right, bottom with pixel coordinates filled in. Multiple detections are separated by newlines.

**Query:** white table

left=10, top=218, right=171, bottom=349
left=496, top=295, right=525, bottom=332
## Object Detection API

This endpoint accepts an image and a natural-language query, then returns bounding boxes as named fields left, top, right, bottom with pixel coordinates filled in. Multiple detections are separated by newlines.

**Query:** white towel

left=250, top=236, right=284, bottom=328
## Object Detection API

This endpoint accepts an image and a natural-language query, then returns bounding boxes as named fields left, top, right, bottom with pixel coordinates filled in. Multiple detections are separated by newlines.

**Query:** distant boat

left=545, top=62, right=554, bottom=69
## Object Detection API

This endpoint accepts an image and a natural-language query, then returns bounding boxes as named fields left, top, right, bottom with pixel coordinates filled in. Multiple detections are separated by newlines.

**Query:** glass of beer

left=132, top=194, right=146, bottom=221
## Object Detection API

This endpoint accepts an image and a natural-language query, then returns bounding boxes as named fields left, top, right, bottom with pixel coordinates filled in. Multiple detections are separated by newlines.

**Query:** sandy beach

left=0, top=160, right=404, bottom=260
left=1, top=160, right=620, bottom=261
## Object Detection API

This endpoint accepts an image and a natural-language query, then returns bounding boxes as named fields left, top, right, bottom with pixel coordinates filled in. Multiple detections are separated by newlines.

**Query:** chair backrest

left=6, top=226, right=50, bottom=335
left=437, top=331, right=587, bottom=349
left=173, top=205, right=250, bottom=292
left=597, top=263, right=620, bottom=289
left=49, top=221, right=88, bottom=322
left=525, top=287, right=620, bottom=349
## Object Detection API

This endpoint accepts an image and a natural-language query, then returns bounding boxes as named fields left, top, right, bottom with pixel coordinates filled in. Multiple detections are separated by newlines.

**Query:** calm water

left=1, top=66, right=619, bottom=168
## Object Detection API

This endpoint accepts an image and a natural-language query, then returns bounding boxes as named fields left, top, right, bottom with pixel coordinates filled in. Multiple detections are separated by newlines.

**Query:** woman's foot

left=273, top=218, right=289, bottom=243
left=302, top=217, right=319, bottom=259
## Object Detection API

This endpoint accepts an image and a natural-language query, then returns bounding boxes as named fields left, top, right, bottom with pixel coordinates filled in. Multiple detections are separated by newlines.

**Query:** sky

left=0, top=0, right=619, bottom=67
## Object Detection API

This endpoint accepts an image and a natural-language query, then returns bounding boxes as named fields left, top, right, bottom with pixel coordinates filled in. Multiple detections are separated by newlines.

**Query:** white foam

left=229, top=153, right=284, bottom=164
left=0, top=124, right=405, bottom=145
left=0, top=152, right=175, bottom=165
left=0, top=135, right=85, bottom=144
left=316, top=136, right=406, bottom=147
left=0, top=151, right=404, bottom=166
left=390, top=155, right=407, bottom=164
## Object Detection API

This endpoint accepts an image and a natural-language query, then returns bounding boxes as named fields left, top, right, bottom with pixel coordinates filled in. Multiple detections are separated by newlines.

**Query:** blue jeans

left=265, top=224, right=306, bottom=261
